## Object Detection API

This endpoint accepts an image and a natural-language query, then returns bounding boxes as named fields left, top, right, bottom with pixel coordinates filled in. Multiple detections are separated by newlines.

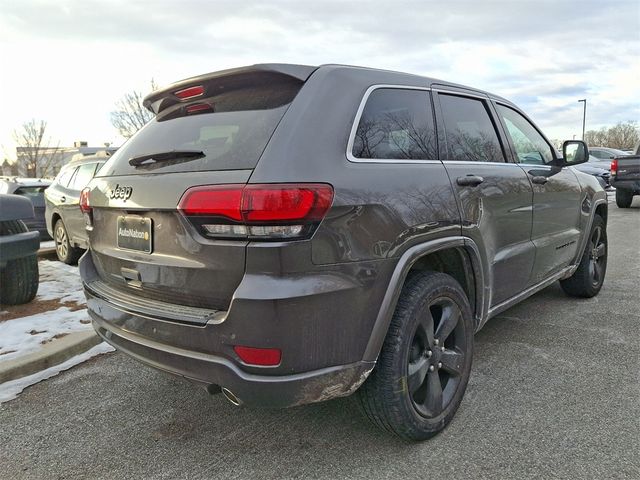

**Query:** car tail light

left=80, top=187, right=93, bottom=226
left=174, top=85, right=204, bottom=100
left=80, top=187, right=91, bottom=214
left=610, top=159, right=618, bottom=175
left=233, top=346, right=281, bottom=366
left=178, top=183, right=334, bottom=240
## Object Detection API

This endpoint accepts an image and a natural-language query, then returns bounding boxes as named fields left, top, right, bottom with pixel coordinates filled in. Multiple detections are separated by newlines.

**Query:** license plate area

left=117, top=216, right=152, bottom=253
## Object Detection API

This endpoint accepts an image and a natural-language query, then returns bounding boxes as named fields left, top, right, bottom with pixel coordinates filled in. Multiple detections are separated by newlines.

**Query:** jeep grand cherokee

left=80, top=64, right=607, bottom=440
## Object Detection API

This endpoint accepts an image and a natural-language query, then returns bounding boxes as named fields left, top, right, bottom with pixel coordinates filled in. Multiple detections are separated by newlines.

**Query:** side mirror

left=561, top=140, right=589, bottom=166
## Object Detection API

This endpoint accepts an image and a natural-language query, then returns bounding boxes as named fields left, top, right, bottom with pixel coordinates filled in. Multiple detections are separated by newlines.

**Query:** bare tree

left=584, top=121, right=639, bottom=150
left=110, top=79, right=157, bottom=139
left=12, top=119, right=62, bottom=178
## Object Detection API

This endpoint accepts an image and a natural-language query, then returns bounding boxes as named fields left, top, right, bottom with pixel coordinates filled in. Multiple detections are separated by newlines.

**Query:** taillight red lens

left=610, top=159, right=618, bottom=174
left=79, top=187, right=91, bottom=213
left=174, top=85, right=204, bottom=99
left=233, top=346, right=281, bottom=366
left=179, top=185, right=244, bottom=220
left=178, top=183, right=333, bottom=240
left=242, top=184, right=333, bottom=222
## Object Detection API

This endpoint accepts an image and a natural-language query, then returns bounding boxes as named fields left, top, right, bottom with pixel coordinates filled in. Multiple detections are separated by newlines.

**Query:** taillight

left=178, top=183, right=334, bottom=240
left=80, top=187, right=93, bottom=227
left=610, top=159, right=618, bottom=175
left=80, top=187, right=91, bottom=213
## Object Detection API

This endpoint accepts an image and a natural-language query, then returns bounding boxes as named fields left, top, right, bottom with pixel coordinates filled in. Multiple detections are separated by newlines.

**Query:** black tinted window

left=352, top=89, right=437, bottom=160
left=99, top=81, right=301, bottom=176
left=439, top=94, right=505, bottom=162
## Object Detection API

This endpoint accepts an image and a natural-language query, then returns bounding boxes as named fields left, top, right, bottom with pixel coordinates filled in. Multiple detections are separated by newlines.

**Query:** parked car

left=80, top=64, right=607, bottom=441
left=590, top=147, right=629, bottom=160
left=0, top=177, right=52, bottom=239
left=611, top=142, right=640, bottom=208
left=572, top=162, right=611, bottom=189
left=45, top=155, right=107, bottom=264
left=0, top=194, right=39, bottom=305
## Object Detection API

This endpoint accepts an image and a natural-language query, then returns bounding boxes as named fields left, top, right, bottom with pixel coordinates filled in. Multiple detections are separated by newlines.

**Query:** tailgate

left=87, top=170, right=251, bottom=311
left=615, top=156, right=640, bottom=180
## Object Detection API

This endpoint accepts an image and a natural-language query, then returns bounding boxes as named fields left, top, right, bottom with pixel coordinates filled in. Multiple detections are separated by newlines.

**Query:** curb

left=0, top=330, right=101, bottom=384
left=37, top=247, right=58, bottom=260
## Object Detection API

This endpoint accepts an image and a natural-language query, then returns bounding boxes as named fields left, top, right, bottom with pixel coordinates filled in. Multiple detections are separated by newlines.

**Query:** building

left=15, top=141, right=118, bottom=178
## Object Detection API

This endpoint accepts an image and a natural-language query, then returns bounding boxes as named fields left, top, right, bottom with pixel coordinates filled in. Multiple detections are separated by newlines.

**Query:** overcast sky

left=1, top=0, right=638, bottom=160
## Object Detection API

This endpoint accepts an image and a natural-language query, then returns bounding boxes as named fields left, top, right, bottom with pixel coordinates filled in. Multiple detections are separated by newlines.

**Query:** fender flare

left=362, top=236, right=489, bottom=362
left=566, top=195, right=607, bottom=276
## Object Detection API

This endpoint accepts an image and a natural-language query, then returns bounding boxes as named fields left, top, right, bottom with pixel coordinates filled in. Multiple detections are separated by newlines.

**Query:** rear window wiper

left=128, top=150, right=205, bottom=167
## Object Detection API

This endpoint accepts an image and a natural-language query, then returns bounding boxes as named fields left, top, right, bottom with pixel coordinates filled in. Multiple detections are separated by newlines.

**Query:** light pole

left=578, top=99, right=587, bottom=140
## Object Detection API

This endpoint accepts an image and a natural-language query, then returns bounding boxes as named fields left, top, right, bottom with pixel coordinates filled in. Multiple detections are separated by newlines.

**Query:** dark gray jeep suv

left=80, top=64, right=607, bottom=440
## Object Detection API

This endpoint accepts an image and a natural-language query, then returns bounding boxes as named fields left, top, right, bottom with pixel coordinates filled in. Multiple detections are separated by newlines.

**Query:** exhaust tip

left=221, top=387, right=242, bottom=406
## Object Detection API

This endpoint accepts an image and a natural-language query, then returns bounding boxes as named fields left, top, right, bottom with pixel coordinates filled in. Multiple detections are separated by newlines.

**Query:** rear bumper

left=90, top=309, right=372, bottom=407
left=80, top=251, right=386, bottom=407
left=611, top=178, right=640, bottom=192
left=0, top=230, right=39, bottom=265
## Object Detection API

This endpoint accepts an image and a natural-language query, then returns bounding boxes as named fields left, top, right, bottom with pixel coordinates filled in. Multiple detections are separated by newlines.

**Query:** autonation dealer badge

left=117, top=216, right=153, bottom=253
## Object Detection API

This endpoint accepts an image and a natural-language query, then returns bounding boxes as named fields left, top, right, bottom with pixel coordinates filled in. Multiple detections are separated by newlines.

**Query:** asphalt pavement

left=1, top=194, right=639, bottom=480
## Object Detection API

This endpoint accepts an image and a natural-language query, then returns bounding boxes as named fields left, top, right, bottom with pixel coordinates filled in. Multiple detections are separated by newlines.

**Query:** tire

left=54, top=219, right=83, bottom=265
left=357, top=271, right=474, bottom=441
left=0, top=220, right=39, bottom=305
left=560, top=215, right=607, bottom=298
left=615, top=189, right=633, bottom=208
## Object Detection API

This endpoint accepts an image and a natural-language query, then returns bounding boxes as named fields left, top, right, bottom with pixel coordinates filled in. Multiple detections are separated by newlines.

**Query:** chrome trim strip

left=346, top=84, right=439, bottom=165
left=431, top=88, right=489, bottom=100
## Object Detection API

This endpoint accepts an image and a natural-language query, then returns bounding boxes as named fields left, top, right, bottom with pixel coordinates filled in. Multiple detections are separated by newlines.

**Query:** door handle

left=456, top=175, right=484, bottom=187
left=60, top=196, right=66, bottom=202
left=529, top=175, right=548, bottom=185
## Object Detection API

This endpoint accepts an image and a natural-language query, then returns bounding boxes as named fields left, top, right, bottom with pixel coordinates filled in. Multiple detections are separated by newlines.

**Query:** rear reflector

left=233, top=346, right=281, bottom=366
left=178, top=183, right=333, bottom=240
left=174, top=85, right=204, bottom=100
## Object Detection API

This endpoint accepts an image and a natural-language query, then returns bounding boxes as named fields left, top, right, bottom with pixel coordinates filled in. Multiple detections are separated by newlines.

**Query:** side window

left=56, top=167, right=75, bottom=188
left=439, top=94, right=505, bottom=162
left=69, top=163, right=96, bottom=191
left=93, top=162, right=105, bottom=176
left=591, top=150, right=604, bottom=159
left=496, top=105, right=554, bottom=165
left=64, top=167, right=80, bottom=188
left=352, top=88, right=437, bottom=160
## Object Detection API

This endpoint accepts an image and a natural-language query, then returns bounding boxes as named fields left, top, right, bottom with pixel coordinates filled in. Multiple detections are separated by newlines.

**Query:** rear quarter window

left=351, top=88, right=437, bottom=160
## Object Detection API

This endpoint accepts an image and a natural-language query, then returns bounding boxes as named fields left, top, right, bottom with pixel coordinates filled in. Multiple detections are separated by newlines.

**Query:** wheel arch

left=568, top=196, right=608, bottom=276
left=362, top=236, right=488, bottom=362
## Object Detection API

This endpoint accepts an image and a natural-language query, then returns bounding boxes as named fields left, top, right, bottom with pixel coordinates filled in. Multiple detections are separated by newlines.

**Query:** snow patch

left=36, top=260, right=86, bottom=304
left=0, top=260, right=90, bottom=361
left=0, top=308, right=92, bottom=362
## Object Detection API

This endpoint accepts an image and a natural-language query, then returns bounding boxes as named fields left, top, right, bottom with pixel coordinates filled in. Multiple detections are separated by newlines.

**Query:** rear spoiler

left=143, top=63, right=317, bottom=115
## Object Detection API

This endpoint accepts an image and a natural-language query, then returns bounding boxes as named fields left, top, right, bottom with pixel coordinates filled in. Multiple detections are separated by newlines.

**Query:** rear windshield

left=98, top=82, right=301, bottom=176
